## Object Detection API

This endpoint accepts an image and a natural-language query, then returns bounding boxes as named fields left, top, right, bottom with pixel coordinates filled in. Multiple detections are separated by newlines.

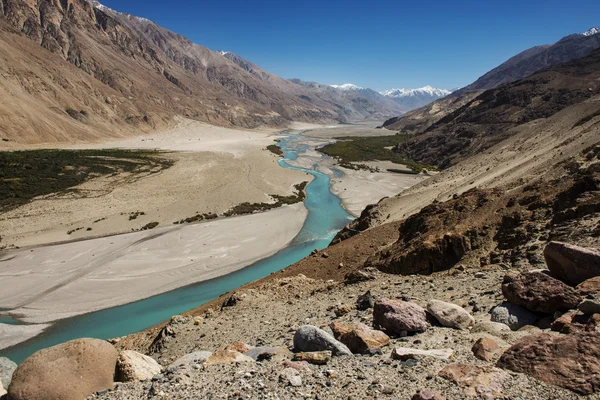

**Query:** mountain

left=461, top=26, right=600, bottom=93
left=380, top=86, right=452, bottom=111
left=0, top=0, right=400, bottom=145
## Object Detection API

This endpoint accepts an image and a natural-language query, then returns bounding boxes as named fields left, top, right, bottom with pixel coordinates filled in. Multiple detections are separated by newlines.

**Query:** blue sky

left=99, top=0, right=600, bottom=91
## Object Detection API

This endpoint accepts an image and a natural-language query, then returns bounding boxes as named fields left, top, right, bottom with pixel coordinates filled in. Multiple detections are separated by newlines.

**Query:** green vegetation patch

left=223, top=181, right=308, bottom=217
left=317, top=135, right=430, bottom=173
left=0, top=149, right=173, bottom=212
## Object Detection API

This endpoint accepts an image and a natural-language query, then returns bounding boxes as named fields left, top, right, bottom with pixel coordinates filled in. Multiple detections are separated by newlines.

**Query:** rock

left=8, top=338, right=117, bottom=400
left=116, top=350, right=162, bottom=382
left=471, top=337, right=501, bottom=361
left=204, top=350, right=255, bottom=365
left=471, top=321, right=511, bottom=336
left=577, top=276, right=600, bottom=295
left=579, top=299, right=600, bottom=314
left=550, top=310, right=577, bottom=332
left=333, top=304, right=352, bottom=317
left=321, top=252, right=329, bottom=259
left=168, top=351, right=212, bottom=369
left=222, top=293, right=241, bottom=308
left=497, top=332, right=600, bottom=395
left=391, top=347, right=455, bottom=361
left=0, top=381, right=6, bottom=397
left=356, top=290, right=374, bottom=310
left=329, top=321, right=390, bottom=354
left=293, top=325, right=353, bottom=356
left=279, top=367, right=302, bottom=387
left=501, top=271, right=580, bottom=313
left=411, top=391, right=445, bottom=400
left=439, top=363, right=509, bottom=398
left=344, top=270, right=375, bottom=284
left=224, top=341, right=252, bottom=353
left=490, top=302, right=539, bottom=331
left=148, top=324, right=176, bottom=354
left=292, top=351, right=332, bottom=365
left=245, top=347, right=293, bottom=361
left=0, top=357, right=17, bottom=388
left=544, top=241, right=600, bottom=285
left=427, top=300, right=474, bottom=329
left=373, top=299, right=428, bottom=335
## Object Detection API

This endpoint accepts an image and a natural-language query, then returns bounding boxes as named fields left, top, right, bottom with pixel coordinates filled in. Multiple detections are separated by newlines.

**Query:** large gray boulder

left=544, top=241, right=600, bottom=285
left=168, top=351, right=213, bottom=370
left=8, top=338, right=118, bottom=400
left=0, top=357, right=17, bottom=389
left=427, top=300, right=474, bottom=330
left=293, top=325, right=353, bottom=356
left=490, top=302, right=538, bottom=331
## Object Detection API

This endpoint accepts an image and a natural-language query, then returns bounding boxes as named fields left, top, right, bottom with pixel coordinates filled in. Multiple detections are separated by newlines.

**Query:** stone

left=471, top=321, right=511, bottom=336
left=411, top=391, right=445, bottom=400
left=391, top=347, right=455, bottom=361
left=279, top=367, right=302, bottom=387
left=439, top=363, right=509, bottom=398
left=579, top=299, right=600, bottom=314
left=550, top=310, right=577, bottom=332
left=329, top=321, right=390, bottom=354
left=222, top=293, right=241, bottom=308
left=0, top=381, right=6, bottom=397
left=544, top=241, right=600, bottom=285
left=0, top=357, right=17, bottom=388
left=116, top=350, right=162, bottom=382
left=204, top=350, right=255, bottom=365
left=168, top=351, right=213, bottom=369
left=577, top=276, right=600, bottom=295
left=293, top=325, right=353, bottom=356
left=245, top=347, right=293, bottom=361
left=344, top=270, right=376, bottom=284
left=471, top=337, right=501, bottom=361
left=356, top=290, right=374, bottom=310
left=497, top=332, right=600, bottom=395
left=501, top=271, right=580, bottom=313
left=333, top=304, right=352, bottom=317
left=8, top=338, right=117, bottom=400
left=225, top=341, right=252, bottom=353
left=292, top=351, right=332, bottom=365
left=427, top=300, right=474, bottom=329
left=373, top=299, right=428, bottom=335
left=490, top=302, right=538, bottom=331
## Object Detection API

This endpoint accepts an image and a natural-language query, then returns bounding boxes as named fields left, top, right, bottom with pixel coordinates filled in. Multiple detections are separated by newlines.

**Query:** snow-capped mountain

left=330, top=83, right=363, bottom=91
left=583, top=27, right=600, bottom=37
left=380, top=86, right=451, bottom=111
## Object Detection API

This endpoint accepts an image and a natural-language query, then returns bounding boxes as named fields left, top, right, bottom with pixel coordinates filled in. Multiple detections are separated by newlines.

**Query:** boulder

left=579, top=299, right=600, bottom=315
left=373, top=299, right=428, bottom=335
left=391, top=347, right=455, bottom=361
left=168, top=351, right=212, bottom=369
left=411, top=391, right=445, bottom=400
left=356, top=290, right=374, bottom=310
left=550, top=310, right=578, bottom=332
left=204, top=350, right=254, bottom=365
left=279, top=367, right=302, bottom=387
left=344, top=270, right=376, bottom=284
left=116, top=350, right=162, bottom=382
left=0, top=381, right=6, bottom=397
left=293, top=325, right=353, bottom=356
left=497, top=332, right=600, bottom=395
left=427, top=300, right=474, bottom=329
left=245, top=347, right=293, bottom=361
left=438, top=363, right=509, bottom=398
left=471, top=337, right=501, bottom=361
left=501, top=271, right=580, bottom=314
left=490, top=302, right=538, bottom=331
left=292, top=351, right=332, bottom=365
left=8, top=338, right=117, bottom=400
left=544, top=241, right=600, bottom=285
left=0, top=357, right=17, bottom=389
left=471, top=321, right=511, bottom=336
left=577, top=276, right=600, bottom=296
left=329, top=321, right=389, bottom=354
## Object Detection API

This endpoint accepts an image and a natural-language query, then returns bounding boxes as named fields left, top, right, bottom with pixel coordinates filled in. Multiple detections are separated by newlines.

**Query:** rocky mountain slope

left=0, top=0, right=401, bottom=146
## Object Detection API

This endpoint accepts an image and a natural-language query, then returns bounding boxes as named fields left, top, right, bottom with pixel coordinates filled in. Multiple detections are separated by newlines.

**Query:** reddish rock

left=411, top=390, right=445, bottom=400
left=550, top=310, right=578, bottom=332
left=330, top=322, right=389, bottom=354
left=471, top=337, right=502, bottom=361
left=577, top=276, right=600, bottom=296
left=392, top=347, right=455, bottom=360
left=373, top=299, right=428, bottom=335
left=544, top=241, right=600, bottom=285
left=439, top=363, right=509, bottom=398
left=225, top=341, right=251, bottom=353
left=497, top=332, right=600, bottom=394
left=292, top=351, right=331, bottom=365
left=501, top=271, right=580, bottom=313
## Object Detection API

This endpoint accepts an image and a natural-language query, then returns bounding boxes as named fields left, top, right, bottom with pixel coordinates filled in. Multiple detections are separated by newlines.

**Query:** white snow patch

left=582, top=27, right=600, bottom=37
left=330, top=83, right=364, bottom=91
left=380, top=86, right=451, bottom=98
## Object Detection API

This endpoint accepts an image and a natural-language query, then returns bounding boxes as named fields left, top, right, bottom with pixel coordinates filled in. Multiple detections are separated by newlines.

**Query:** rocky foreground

left=1, top=241, right=600, bottom=399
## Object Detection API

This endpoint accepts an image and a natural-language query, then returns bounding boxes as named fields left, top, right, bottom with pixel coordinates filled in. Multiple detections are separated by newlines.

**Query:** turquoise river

left=0, top=132, right=354, bottom=363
